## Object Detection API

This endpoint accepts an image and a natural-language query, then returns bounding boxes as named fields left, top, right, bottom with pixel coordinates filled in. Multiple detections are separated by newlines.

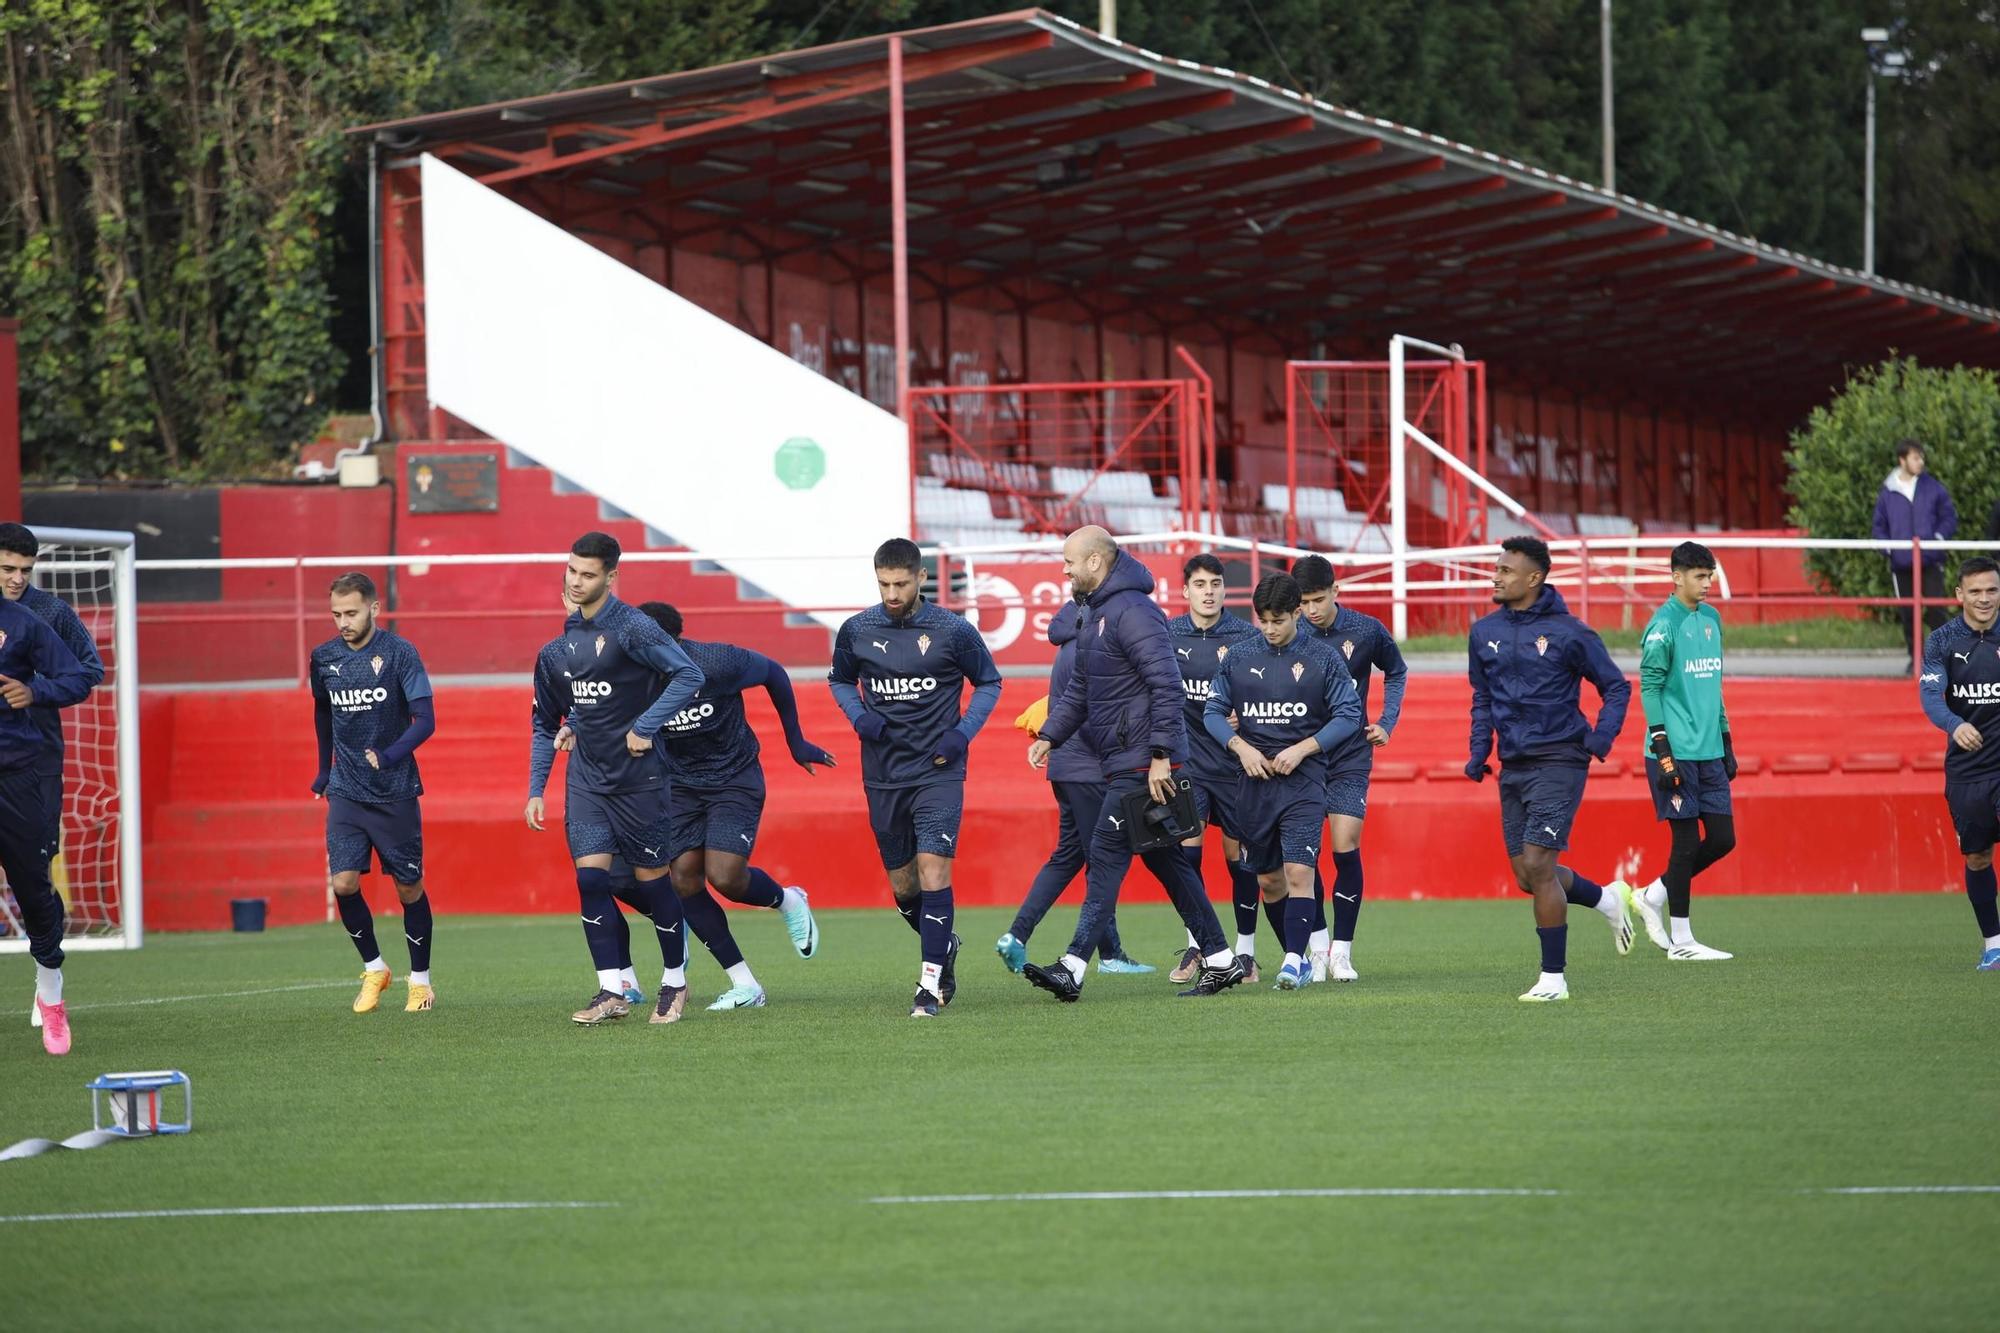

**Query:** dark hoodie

left=1040, top=549, right=1187, bottom=777
left=1467, top=584, right=1630, bottom=769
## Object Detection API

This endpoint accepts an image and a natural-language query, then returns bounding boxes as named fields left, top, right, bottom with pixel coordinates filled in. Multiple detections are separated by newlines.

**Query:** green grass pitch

left=4, top=895, right=1996, bottom=1331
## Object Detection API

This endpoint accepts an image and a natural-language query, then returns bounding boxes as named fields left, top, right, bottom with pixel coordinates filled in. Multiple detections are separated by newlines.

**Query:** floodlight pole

left=1863, top=73, right=1876, bottom=275
left=1600, top=0, right=1614, bottom=192
left=1100, top=1, right=1117, bottom=41
left=889, top=36, right=911, bottom=419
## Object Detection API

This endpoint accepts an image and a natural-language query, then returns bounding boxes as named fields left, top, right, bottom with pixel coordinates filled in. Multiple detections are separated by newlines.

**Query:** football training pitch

left=6, top=895, right=1995, bottom=1330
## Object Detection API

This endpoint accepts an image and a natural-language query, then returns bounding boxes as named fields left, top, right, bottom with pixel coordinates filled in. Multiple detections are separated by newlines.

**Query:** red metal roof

left=351, top=8, right=2000, bottom=416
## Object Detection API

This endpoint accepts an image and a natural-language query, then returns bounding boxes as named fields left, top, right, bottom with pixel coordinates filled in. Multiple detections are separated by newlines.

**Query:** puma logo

left=1335, top=892, right=1358, bottom=902
left=740, top=834, right=752, bottom=845
left=405, top=934, right=424, bottom=946
left=872, top=639, right=890, bottom=653
left=580, top=914, right=604, bottom=925
left=1954, top=651, right=1971, bottom=663
left=940, top=833, right=954, bottom=844
left=1177, top=647, right=1191, bottom=658
left=656, top=921, right=680, bottom=934
left=1542, top=825, right=1558, bottom=838
left=924, top=913, right=947, bottom=924
left=1108, top=815, right=1125, bottom=829
left=1250, top=667, right=1266, bottom=678
left=347, top=929, right=364, bottom=939
left=1486, top=640, right=1500, bottom=652
left=325, top=663, right=341, bottom=675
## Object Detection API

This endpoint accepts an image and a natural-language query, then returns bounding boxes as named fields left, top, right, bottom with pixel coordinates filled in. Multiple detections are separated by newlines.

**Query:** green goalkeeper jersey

left=1639, top=596, right=1728, bottom=761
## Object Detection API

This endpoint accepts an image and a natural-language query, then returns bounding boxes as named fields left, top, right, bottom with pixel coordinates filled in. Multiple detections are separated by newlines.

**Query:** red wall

left=139, top=674, right=1966, bottom=931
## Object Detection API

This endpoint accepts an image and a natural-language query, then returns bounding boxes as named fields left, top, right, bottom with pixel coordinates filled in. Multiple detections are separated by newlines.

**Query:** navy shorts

left=38, top=772, right=62, bottom=858
left=1188, top=771, right=1245, bottom=842
left=1324, top=744, right=1373, bottom=821
left=566, top=786, right=674, bottom=870
left=866, top=779, right=965, bottom=869
left=1497, top=764, right=1589, bottom=857
left=326, top=795, right=424, bottom=882
left=669, top=770, right=766, bottom=859
left=1235, top=774, right=1327, bottom=875
left=1945, top=775, right=2000, bottom=856
left=1646, top=756, right=1732, bottom=822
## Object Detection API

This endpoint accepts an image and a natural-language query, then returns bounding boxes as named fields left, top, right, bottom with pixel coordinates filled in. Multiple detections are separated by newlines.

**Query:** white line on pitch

left=869, top=1188, right=1564, bottom=1205
left=0, top=1202, right=617, bottom=1225
left=1812, top=1186, right=2000, bottom=1195
left=66, top=981, right=353, bottom=1011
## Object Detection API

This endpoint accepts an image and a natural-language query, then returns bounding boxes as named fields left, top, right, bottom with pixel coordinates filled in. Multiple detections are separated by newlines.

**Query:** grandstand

left=355, top=8, right=1998, bottom=558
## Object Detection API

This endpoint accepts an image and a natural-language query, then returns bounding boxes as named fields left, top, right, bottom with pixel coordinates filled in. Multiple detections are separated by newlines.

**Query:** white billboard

left=420, top=154, right=909, bottom=626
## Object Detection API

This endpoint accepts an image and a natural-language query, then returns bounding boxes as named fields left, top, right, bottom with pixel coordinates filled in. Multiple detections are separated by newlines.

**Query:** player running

left=310, top=573, right=440, bottom=1013
left=1205, top=573, right=1364, bottom=990
left=1633, top=541, right=1737, bottom=960
left=558, top=603, right=832, bottom=1006
left=828, top=538, right=1001, bottom=1018
left=0, top=524, right=105, bottom=921
left=1466, top=537, right=1635, bottom=1002
left=1164, top=553, right=1263, bottom=982
left=1294, top=554, right=1407, bottom=982
left=528, top=532, right=706, bottom=1026
left=1918, top=556, right=2000, bottom=971
left=0, top=592, right=92, bottom=1054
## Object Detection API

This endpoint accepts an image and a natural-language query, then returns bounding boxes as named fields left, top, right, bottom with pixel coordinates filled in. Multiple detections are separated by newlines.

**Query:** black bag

left=1118, top=776, right=1201, bottom=853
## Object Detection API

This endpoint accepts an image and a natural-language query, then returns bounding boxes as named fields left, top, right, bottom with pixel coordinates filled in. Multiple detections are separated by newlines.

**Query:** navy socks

left=1331, top=848, right=1364, bottom=942
left=401, top=892, right=433, bottom=972
left=1968, top=865, right=2000, bottom=938
left=576, top=867, right=622, bottom=972
left=336, top=892, right=378, bottom=964
left=1537, top=924, right=1567, bottom=973
left=741, top=867, right=785, bottom=909
left=680, top=889, right=744, bottom=970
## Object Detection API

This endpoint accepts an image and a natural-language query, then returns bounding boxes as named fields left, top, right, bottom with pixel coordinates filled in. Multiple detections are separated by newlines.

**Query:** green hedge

left=1784, top=357, right=2000, bottom=601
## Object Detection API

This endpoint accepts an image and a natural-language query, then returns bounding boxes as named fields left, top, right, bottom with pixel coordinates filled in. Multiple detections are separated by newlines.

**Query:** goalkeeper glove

left=1648, top=725, right=1682, bottom=790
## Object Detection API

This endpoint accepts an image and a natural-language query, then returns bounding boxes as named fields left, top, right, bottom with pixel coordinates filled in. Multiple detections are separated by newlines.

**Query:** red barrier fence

left=141, top=675, right=1967, bottom=932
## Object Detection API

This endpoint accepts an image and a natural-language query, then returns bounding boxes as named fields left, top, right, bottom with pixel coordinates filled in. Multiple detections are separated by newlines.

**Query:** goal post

left=0, top=526, right=142, bottom=952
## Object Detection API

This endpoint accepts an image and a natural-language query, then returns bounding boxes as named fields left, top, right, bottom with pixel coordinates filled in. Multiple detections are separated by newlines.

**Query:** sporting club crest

left=917, top=633, right=932, bottom=656
left=1216, top=644, right=1229, bottom=660
left=594, top=633, right=607, bottom=657
left=370, top=654, right=384, bottom=677
left=0, top=629, right=7, bottom=650
left=1535, top=635, right=1550, bottom=656
left=1670, top=794, right=1684, bottom=813
left=1703, top=624, right=1713, bottom=641
left=1291, top=660, right=1306, bottom=683
left=1341, top=639, right=1356, bottom=659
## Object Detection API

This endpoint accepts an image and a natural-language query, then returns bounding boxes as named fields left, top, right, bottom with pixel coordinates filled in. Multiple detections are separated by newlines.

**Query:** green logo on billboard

left=774, top=437, right=826, bottom=491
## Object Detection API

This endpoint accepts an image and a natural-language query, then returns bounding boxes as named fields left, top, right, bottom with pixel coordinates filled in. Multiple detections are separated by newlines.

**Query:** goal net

left=0, top=527, right=141, bottom=951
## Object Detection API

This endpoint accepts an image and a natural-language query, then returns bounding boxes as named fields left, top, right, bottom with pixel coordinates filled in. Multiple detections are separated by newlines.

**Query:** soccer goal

left=0, top=526, right=142, bottom=952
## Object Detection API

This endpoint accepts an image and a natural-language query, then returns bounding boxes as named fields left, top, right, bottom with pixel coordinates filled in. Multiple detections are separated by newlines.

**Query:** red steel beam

left=465, top=30, right=1057, bottom=186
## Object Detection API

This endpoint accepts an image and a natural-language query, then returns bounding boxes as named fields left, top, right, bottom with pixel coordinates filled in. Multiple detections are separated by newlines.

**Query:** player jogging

left=1633, top=541, right=1737, bottom=960
left=1294, top=553, right=1407, bottom=982
left=1204, top=573, right=1364, bottom=990
left=828, top=538, right=1001, bottom=1018
left=528, top=532, right=706, bottom=1026
left=1918, top=555, right=2000, bottom=971
left=0, top=592, right=92, bottom=1054
left=1164, top=553, right=1264, bottom=982
left=1466, top=537, right=1635, bottom=1002
left=557, top=603, right=831, bottom=1006
left=310, top=573, right=440, bottom=1013
left=0, top=524, right=105, bottom=922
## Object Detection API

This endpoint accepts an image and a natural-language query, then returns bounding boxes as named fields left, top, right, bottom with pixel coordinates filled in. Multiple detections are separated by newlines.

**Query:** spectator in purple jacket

left=1871, top=439, right=1958, bottom=661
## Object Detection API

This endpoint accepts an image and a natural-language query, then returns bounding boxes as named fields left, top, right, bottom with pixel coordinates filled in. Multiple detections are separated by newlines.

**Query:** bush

left=1785, top=357, right=2000, bottom=602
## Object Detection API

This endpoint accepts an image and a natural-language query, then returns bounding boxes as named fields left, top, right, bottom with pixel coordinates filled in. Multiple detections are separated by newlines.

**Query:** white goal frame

left=0, top=526, right=143, bottom=951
